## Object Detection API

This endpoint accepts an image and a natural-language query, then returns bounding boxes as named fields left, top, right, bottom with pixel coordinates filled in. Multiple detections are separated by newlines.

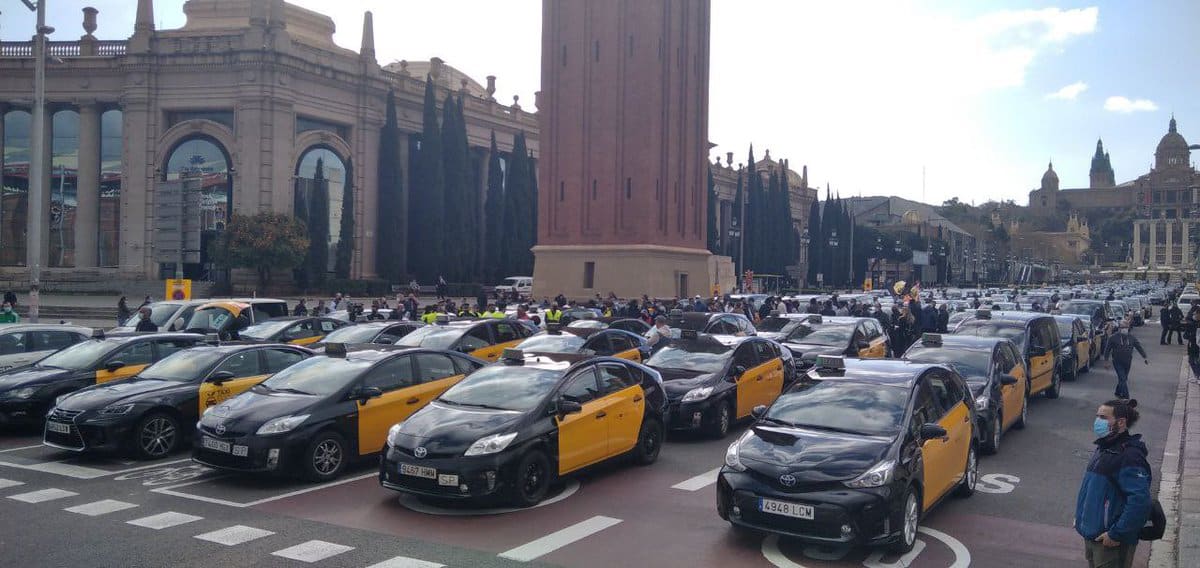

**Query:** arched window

left=50, top=109, right=80, bottom=267
left=163, top=136, right=232, bottom=278
left=295, top=147, right=348, bottom=272
left=1, top=110, right=32, bottom=266
left=99, top=109, right=122, bottom=267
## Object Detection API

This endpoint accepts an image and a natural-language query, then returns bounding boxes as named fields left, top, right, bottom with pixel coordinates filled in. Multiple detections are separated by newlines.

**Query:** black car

left=381, top=353, right=667, bottom=506
left=194, top=346, right=487, bottom=481
left=309, top=321, right=425, bottom=351
left=717, top=357, right=978, bottom=553
left=754, top=314, right=816, bottom=341
left=642, top=332, right=794, bottom=438
left=45, top=344, right=311, bottom=458
left=514, top=326, right=650, bottom=363
left=668, top=311, right=757, bottom=336
left=777, top=316, right=892, bottom=368
left=565, top=317, right=651, bottom=335
left=0, top=333, right=204, bottom=426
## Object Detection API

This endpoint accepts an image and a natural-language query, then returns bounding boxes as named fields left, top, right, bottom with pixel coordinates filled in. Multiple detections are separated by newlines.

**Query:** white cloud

left=1104, top=96, right=1159, bottom=113
left=1046, top=81, right=1088, bottom=100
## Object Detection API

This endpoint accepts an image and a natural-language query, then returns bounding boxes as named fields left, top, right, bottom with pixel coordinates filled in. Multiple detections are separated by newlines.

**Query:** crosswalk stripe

left=498, top=516, right=623, bottom=562
left=671, top=467, right=722, bottom=491
left=127, top=511, right=203, bottom=530
left=0, top=478, right=25, bottom=490
left=194, top=525, right=275, bottom=546
left=364, top=556, right=446, bottom=568
left=271, top=540, right=355, bottom=563
left=64, top=499, right=138, bottom=516
left=7, top=488, right=78, bottom=503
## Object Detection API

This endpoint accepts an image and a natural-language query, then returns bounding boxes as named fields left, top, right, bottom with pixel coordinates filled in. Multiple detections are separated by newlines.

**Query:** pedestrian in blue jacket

left=1074, top=398, right=1151, bottom=568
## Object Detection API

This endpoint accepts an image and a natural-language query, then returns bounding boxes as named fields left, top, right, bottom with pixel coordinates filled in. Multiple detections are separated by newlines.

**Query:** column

left=1133, top=220, right=1142, bottom=266
left=1183, top=221, right=1190, bottom=268
left=74, top=102, right=101, bottom=267
left=1166, top=219, right=1175, bottom=267
left=1150, top=220, right=1159, bottom=268
left=29, top=106, right=52, bottom=270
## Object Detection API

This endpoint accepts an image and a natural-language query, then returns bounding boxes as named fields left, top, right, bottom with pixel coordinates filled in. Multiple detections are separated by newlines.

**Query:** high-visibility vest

left=421, top=312, right=437, bottom=324
left=545, top=309, right=563, bottom=322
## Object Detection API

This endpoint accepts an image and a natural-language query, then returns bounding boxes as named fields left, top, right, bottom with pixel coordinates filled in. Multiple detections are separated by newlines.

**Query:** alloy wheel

left=903, top=493, right=918, bottom=547
left=140, top=417, right=176, bottom=457
left=312, top=440, right=343, bottom=475
left=522, top=460, right=545, bottom=498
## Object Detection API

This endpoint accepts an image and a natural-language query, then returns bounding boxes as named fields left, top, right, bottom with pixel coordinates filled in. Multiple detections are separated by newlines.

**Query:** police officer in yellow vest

left=420, top=305, right=439, bottom=324
left=545, top=303, right=563, bottom=324
left=482, top=304, right=505, bottom=318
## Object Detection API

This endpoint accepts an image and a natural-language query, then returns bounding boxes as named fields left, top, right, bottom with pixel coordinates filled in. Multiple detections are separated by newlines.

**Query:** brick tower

left=532, top=0, right=712, bottom=299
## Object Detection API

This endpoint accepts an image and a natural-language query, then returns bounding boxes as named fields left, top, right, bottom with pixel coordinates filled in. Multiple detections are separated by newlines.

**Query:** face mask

left=1093, top=417, right=1111, bottom=438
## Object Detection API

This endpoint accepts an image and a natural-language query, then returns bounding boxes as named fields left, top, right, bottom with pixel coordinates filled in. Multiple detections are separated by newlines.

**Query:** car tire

left=301, top=431, right=347, bottom=482
left=1045, top=370, right=1062, bottom=399
left=510, top=450, right=552, bottom=507
left=955, top=446, right=978, bottom=498
left=889, top=488, right=921, bottom=554
left=982, top=413, right=1001, bottom=455
left=706, top=401, right=732, bottom=439
left=1013, top=396, right=1028, bottom=430
left=1063, top=358, right=1077, bottom=381
left=632, top=419, right=664, bottom=466
left=135, top=412, right=181, bottom=460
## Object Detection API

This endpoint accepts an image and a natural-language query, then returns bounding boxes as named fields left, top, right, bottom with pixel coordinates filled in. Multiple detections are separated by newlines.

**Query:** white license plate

left=759, top=498, right=815, bottom=520
left=46, top=421, right=71, bottom=434
left=232, top=445, right=248, bottom=457
left=202, top=437, right=231, bottom=454
left=437, top=474, right=459, bottom=487
left=400, top=463, right=437, bottom=479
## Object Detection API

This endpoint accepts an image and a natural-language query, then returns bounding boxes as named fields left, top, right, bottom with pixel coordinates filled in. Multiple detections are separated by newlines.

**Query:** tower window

left=583, top=262, right=595, bottom=289
left=594, top=40, right=600, bottom=62
left=592, top=180, right=597, bottom=200
left=561, top=45, right=567, bottom=66
left=559, top=181, right=565, bottom=201
left=628, top=35, right=634, bottom=56
left=626, top=177, right=631, bottom=199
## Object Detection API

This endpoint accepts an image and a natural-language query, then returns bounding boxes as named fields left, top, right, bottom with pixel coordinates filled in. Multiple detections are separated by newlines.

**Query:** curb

left=1151, top=359, right=1196, bottom=568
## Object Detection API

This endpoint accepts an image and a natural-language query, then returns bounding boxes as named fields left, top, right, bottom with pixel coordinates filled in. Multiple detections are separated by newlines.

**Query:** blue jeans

left=1114, top=362, right=1131, bottom=398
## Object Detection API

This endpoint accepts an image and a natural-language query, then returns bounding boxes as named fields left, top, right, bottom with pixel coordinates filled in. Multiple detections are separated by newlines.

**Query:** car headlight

left=1062, top=346, right=1072, bottom=355
left=974, top=395, right=989, bottom=411
left=724, top=430, right=752, bottom=472
left=844, top=459, right=896, bottom=488
left=464, top=432, right=518, bottom=456
left=10, top=387, right=38, bottom=399
left=681, top=386, right=713, bottom=403
left=101, top=403, right=135, bottom=415
left=386, top=424, right=402, bottom=448
left=55, top=393, right=71, bottom=407
left=255, top=414, right=310, bottom=435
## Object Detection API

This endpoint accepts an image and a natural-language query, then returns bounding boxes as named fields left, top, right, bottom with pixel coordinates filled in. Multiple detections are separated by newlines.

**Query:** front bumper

left=191, top=427, right=309, bottom=474
left=379, top=444, right=521, bottom=500
left=716, top=468, right=903, bottom=546
left=43, top=409, right=137, bottom=453
left=0, top=398, right=51, bottom=426
left=664, top=397, right=722, bottom=431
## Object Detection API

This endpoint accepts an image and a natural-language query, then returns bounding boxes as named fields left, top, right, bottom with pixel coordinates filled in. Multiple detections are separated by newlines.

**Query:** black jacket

left=134, top=318, right=158, bottom=332
left=1104, top=332, right=1147, bottom=366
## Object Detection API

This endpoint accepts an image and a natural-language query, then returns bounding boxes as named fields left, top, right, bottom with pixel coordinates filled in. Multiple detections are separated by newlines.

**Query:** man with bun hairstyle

left=1074, top=398, right=1151, bottom=568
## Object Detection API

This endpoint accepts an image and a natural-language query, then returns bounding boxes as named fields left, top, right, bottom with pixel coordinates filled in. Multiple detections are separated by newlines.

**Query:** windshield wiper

left=440, top=399, right=509, bottom=411
left=791, top=423, right=873, bottom=436
left=272, top=387, right=312, bottom=395
left=757, top=416, right=797, bottom=428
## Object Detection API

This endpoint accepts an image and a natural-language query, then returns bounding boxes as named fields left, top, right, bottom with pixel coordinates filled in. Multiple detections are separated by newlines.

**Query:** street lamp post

left=23, top=0, right=52, bottom=323
left=799, top=230, right=810, bottom=288
left=828, top=230, right=839, bottom=288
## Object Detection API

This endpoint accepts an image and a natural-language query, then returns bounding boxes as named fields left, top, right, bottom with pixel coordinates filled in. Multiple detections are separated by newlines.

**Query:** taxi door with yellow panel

left=912, top=380, right=952, bottom=509
left=583, top=331, right=643, bottom=362
left=997, top=342, right=1027, bottom=429
left=1026, top=323, right=1057, bottom=395
left=554, top=366, right=614, bottom=474
left=595, top=363, right=646, bottom=455
left=859, top=321, right=889, bottom=358
left=95, top=340, right=157, bottom=384
left=1073, top=320, right=1090, bottom=373
left=928, top=371, right=972, bottom=490
left=198, top=349, right=270, bottom=415
left=487, top=321, right=527, bottom=358
left=406, top=352, right=469, bottom=417
left=751, top=340, right=785, bottom=407
left=355, top=356, right=420, bottom=455
left=730, top=342, right=769, bottom=418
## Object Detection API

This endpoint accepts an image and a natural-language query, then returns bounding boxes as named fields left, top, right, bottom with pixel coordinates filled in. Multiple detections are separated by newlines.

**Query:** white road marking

left=151, top=471, right=375, bottom=508
left=7, top=488, right=78, bottom=503
left=0, top=456, right=191, bottom=479
left=65, top=499, right=138, bottom=516
left=364, top=556, right=446, bottom=568
left=126, top=511, right=204, bottom=530
left=194, top=525, right=275, bottom=546
left=0, top=478, right=25, bottom=490
left=498, top=516, right=623, bottom=562
left=0, top=444, right=45, bottom=453
left=671, top=467, right=722, bottom=491
left=271, top=540, right=355, bottom=563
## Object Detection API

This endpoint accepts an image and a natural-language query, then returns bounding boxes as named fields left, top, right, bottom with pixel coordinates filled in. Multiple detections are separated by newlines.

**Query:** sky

left=4, top=0, right=1197, bottom=207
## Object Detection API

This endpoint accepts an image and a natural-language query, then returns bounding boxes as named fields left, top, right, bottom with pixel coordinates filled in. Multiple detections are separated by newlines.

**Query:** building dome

left=1041, top=161, right=1059, bottom=190
left=1157, top=116, right=1189, bottom=153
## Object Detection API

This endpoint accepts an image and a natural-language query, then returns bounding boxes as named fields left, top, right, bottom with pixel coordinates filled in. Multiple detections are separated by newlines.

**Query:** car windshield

left=1056, top=321, right=1075, bottom=341
left=37, top=340, right=118, bottom=371
left=186, top=307, right=236, bottom=331
left=240, top=320, right=295, bottom=341
left=786, top=322, right=855, bottom=346
left=566, top=320, right=606, bottom=329
left=645, top=338, right=731, bottom=374
left=904, top=346, right=990, bottom=381
left=516, top=333, right=586, bottom=353
left=126, top=302, right=182, bottom=327
left=954, top=320, right=1027, bottom=349
left=1059, top=302, right=1101, bottom=317
left=766, top=380, right=909, bottom=437
left=320, top=325, right=385, bottom=344
left=438, top=366, right=560, bottom=412
left=140, top=349, right=226, bottom=382
left=394, top=325, right=467, bottom=350
left=258, top=357, right=371, bottom=396
left=757, top=317, right=804, bottom=333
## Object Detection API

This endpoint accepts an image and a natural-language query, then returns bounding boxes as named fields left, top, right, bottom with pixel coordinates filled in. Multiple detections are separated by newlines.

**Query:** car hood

left=199, top=388, right=320, bottom=433
left=392, top=401, right=526, bottom=457
left=652, top=367, right=717, bottom=392
left=0, top=366, right=74, bottom=390
left=756, top=331, right=787, bottom=341
left=782, top=343, right=845, bottom=359
left=60, top=377, right=190, bottom=410
left=739, top=424, right=892, bottom=483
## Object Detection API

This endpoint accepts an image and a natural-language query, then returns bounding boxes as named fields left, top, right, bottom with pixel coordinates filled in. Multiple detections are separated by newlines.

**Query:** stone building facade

left=0, top=0, right=537, bottom=290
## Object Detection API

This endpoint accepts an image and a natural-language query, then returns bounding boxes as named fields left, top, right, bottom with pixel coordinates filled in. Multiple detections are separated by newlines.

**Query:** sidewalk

left=1150, top=359, right=1200, bottom=567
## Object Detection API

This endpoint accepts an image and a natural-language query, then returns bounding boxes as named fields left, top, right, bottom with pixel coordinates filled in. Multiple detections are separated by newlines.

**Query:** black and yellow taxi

left=237, top=316, right=351, bottom=346
left=0, top=332, right=204, bottom=426
left=754, top=313, right=816, bottom=341
left=183, top=299, right=289, bottom=339
left=193, top=345, right=487, bottom=481
left=514, top=325, right=650, bottom=362
left=777, top=316, right=891, bottom=369
left=642, top=331, right=794, bottom=438
left=953, top=310, right=1063, bottom=399
left=565, top=317, right=651, bottom=335
left=717, top=356, right=978, bottom=553
left=669, top=311, right=757, bottom=336
left=394, top=318, right=533, bottom=362
left=1052, top=314, right=1092, bottom=381
left=308, top=321, right=425, bottom=352
left=44, top=343, right=311, bottom=458
left=380, top=350, right=668, bottom=506
left=902, top=334, right=1027, bottom=454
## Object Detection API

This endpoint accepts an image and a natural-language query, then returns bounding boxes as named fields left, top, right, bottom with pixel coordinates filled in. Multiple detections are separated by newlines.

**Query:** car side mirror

left=207, top=370, right=236, bottom=384
left=172, top=317, right=185, bottom=331
left=353, top=386, right=383, bottom=402
left=103, top=360, right=125, bottom=373
left=856, top=340, right=871, bottom=350
left=1000, top=374, right=1019, bottom=386
left=730, top=365, right=747, bottom=380
left=751, top=405, right=768, bottom=419
left=919, top=423, right=948, bottom=440
left=557, top=398, right=583, bottom=416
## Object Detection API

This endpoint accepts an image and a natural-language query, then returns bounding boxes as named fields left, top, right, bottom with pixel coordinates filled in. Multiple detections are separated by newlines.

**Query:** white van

left=495, top=276, right=534, bottom=297
left=1178, top=293, right=1200, bottom=310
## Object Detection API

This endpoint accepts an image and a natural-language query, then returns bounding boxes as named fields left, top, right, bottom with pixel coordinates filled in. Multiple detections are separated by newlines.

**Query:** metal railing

left=0, top=40, right=127, bottom=58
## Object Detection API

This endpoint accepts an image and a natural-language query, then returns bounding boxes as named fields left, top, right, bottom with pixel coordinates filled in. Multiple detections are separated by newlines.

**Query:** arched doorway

left=294, top=146, right=349, bottom=282
left=162, top=136, right=232, bottom=280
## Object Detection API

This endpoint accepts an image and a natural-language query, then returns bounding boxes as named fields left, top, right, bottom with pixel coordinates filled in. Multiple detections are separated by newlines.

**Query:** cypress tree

left=376, top=90, right=403, bottom=282
left=441, top=93, right=472, bottom=281
left=744, top=146, right=759, bottom=272
left=706, top=166, right=719, bottom=254
left=765, top=168, right=780, bottom=273
left=806, top=198, right=821, bottom=286
left=731, top=168, right=743, bottom=262
left=502, top=133, right=534, bottom=275
left=820, top=188, right=834, bottom=285
left=483, top=131, right=505, bottom=282
left=310, top=159, right=331, bottom=285
left=778, top=163, right=796, bottom=275
left=408, top=77, right=444, bottom=281
left=333, top=156, right=353, bottom=279
left=460, top=100, right=481, bottom=281
left=528, top=147, right=538, bottom=267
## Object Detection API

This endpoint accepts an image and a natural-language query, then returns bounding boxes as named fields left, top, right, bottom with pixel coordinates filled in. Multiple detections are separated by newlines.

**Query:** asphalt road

left=0, top=324, right=1182, bottom=568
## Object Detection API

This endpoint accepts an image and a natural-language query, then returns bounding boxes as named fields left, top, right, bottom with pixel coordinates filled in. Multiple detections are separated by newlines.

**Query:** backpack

left=1105, top=456, right=1167, bottom=541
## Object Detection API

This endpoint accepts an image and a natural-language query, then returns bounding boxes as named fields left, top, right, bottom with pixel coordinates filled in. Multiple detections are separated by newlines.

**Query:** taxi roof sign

left=435, top=314, right=451, bottom=325
left=325, top=342, right=347, bottom=358
left=680, top=329, right=699, bottom=340
left=921, top=333, right=942, bottom=346
left=975, top=309, right=992, bottom=319
left=203, top=333, right=221, bottom=345
left=501, top=348, right=524, bottom=364
left=91, top=329, right=105, bottom=339
left=546, top=323, right=563, bottom=335
left=808, top=315, right=822, bottom=324
left=815, top=354, right=845, bottom=369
